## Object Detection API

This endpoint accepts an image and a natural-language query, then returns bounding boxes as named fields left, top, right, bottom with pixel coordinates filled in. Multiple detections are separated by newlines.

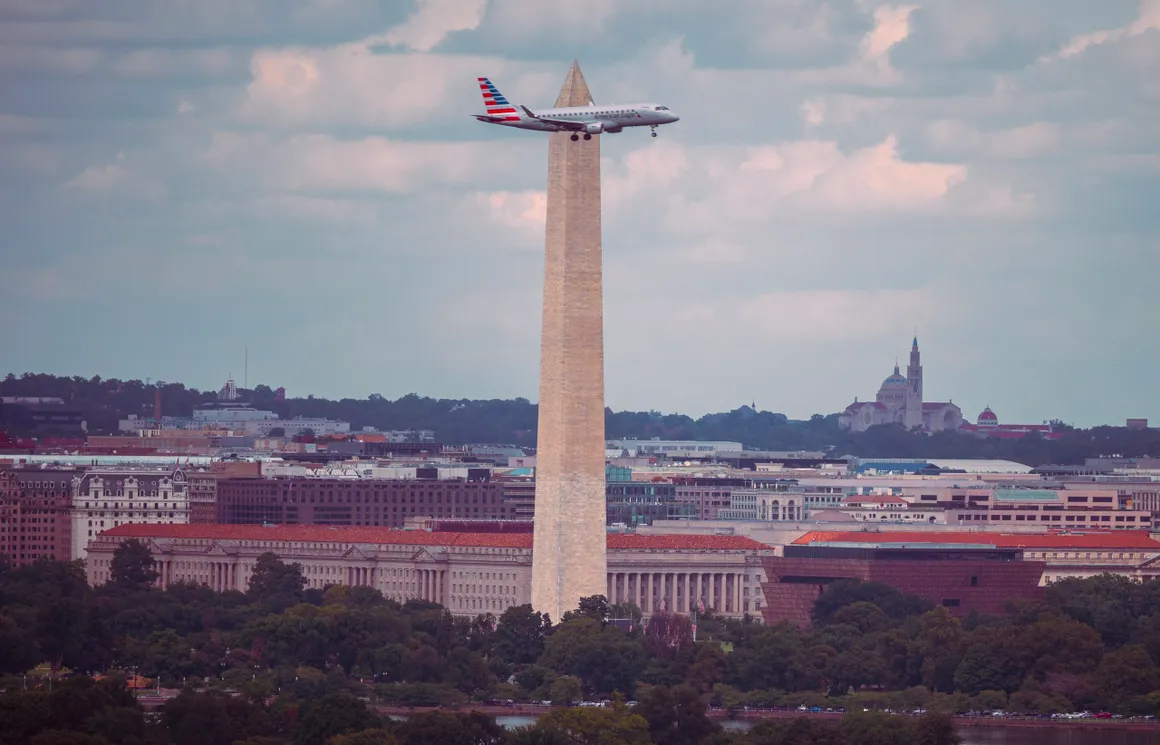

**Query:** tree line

left=4, top=372, right=1157, bottom=464
left=5, top=541, right=1160, bottom=743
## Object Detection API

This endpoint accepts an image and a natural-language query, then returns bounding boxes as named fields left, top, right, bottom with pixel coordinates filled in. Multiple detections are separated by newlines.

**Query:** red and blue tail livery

left=478, top=77, right=520, bottom=121
left=472, top=75, right=678, bottom=140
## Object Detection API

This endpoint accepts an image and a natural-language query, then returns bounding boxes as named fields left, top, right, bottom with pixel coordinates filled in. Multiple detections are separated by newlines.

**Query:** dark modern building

left=605, top=482, right=695, bottom=526
left=214, top=476, right=519, bottom=527
left=760, top=542, right=1046, bottom=627
left=0, top=398, right=86, bottom=436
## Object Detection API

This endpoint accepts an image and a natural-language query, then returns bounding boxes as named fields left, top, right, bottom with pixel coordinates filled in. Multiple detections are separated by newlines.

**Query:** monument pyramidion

left=530, top=62, right=609, bottom=621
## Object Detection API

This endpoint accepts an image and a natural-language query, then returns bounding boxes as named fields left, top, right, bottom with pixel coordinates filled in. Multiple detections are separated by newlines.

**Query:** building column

left=708, top=573, right=717, bottom=611
left=645, top=572, right=653, bottom=613
left=735, top=573, right=743, bottom=615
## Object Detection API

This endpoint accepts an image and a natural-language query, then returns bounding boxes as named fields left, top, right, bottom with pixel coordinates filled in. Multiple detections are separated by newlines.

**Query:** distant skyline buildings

left=2, top=356, right=1149, bottom=431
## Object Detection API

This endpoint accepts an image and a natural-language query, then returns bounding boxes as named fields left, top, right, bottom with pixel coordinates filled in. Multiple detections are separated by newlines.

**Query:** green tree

left=1093, top=644, right=1160, bottom=704
left=914, top=712, right=960, bottom=745
left=394, top=711, right=505, bottom=745
left=838, top=711, right=918, bottom=745
left=563, top=596, right=610, bottom=624
left=494, top=604, right=553, bottom=665
left=109, top=539, right=159, bottom=591
left=550, top=676, right=583, bottom=706
left=247, top=553, right=307, bottom=609
left=294, top=693, right=380, bottom=745
left=536, top=703, right=651, bottom=745
left=634, top=684, right=718, bottom=745
left=327, top=730, right=400, bottom=745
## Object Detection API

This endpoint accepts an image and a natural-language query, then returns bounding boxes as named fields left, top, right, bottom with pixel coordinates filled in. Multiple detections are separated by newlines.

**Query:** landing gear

left=583, top=133, right=592, bottom=140
left=650, top=126, right=658, bottom=138
left=570, top=133, right=579, bottom=141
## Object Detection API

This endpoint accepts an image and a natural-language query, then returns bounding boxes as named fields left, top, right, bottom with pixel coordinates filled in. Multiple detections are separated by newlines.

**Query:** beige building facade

left=86, top=524, right=771, bottom=619
left=70, top=468, right=190, bottom=561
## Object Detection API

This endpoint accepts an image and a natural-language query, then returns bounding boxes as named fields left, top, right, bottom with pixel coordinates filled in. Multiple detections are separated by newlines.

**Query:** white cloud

left=253, top=194, right=380, bottom=224
left=471, top=190, right=546, bottom=239
left=0, top=44, right=102, bottom=74
left=800, top=99, right=826, bottom=126
left=926, top=120, right=1063, bottom=159
left=201, top=132, right=530, bottom=194
left=859, top=4, right=917, bottom=82
left=241, top=45, right=549, bottom=128
left=110, top=47, right=238, bottom=78
left=603, top=141, right=690, bottom=209
left=372, top=0, right=486, bottom=52
left=63, top=151, right=164, bottom=197
left=482, top=0, right=620, bottom=37
left=636, top=136, right=969, bottom=237
left=1051, top=0, right=1160, bottom=59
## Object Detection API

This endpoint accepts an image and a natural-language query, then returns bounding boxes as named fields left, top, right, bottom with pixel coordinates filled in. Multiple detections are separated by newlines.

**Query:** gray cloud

left=0, top=0, right=1157, bottom=428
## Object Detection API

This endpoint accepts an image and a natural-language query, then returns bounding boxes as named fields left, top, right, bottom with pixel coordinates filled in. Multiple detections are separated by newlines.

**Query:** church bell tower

left=904, top=336, right=923, bottom=429
left=908, top=336, right=923, bottom=401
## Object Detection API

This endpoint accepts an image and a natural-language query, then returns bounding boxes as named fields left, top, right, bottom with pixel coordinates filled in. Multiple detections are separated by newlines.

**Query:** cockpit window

left=655, top=106, right=669, bottom=110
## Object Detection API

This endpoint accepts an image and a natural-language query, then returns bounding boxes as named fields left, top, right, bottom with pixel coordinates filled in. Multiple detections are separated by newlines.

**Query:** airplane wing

left=520, top=105, right=591, bottom=131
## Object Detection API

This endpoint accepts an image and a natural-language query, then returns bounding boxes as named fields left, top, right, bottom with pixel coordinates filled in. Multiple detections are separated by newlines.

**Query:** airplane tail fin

left=478, top=77, right=521, bottom=121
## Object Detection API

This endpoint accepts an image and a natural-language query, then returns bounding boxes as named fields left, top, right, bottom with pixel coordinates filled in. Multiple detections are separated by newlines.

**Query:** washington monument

left=530, top=61, right=608, bottom=620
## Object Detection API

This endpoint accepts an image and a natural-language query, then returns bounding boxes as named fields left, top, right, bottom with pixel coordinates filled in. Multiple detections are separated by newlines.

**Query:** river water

left=489, top=716, right=1160, bottom=744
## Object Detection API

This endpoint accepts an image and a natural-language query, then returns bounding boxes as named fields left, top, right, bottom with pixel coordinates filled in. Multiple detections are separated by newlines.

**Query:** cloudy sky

left=2, top=0, right=1157, bottom=427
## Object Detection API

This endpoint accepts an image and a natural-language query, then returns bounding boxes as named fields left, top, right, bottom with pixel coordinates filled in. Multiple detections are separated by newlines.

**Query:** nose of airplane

left=668, top=112, right=680, bottom=123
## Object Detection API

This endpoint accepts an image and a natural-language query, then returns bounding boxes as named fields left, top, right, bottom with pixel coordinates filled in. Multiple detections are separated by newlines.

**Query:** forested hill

left=3, top=372, right=1158, bottom=466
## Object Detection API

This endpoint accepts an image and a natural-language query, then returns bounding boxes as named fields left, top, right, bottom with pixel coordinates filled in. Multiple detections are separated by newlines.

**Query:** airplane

left=472, top=77, right=679, bottom=141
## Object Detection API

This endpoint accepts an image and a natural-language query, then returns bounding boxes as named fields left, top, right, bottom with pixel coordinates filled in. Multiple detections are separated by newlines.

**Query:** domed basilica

left=838, top=337, right=963, bottom=433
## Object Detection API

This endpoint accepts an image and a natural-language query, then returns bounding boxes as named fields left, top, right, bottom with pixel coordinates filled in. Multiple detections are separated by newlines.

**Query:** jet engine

left=602, top=122, right=623, bottom=133
left=584, top=122, right=605, bottom=134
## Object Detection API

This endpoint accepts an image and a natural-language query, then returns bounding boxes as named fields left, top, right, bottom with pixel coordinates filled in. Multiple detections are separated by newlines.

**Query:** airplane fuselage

left=478, top=103, right=678, bottom=134
left=473, top=77, right=678, bottom=138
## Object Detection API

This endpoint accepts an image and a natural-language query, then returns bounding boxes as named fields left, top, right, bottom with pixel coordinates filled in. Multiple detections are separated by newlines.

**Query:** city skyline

left=2, top=1, right=1157, bottom=428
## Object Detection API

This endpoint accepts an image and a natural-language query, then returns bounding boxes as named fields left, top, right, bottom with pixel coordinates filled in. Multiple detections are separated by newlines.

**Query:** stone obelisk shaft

left=531, top=62, right=607, bottom=621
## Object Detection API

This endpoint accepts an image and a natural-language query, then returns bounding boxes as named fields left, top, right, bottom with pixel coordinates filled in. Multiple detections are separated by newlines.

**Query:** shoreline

left=374, top=704, right=1160, bottom=732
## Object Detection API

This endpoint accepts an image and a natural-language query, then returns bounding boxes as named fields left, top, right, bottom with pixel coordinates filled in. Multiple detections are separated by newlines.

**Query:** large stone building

left=0, top=467, right=74, bottom=564
left=70, top=468, right=190, bottom=561
left=839, top=337, right=962, bottom=433
left=86, top=524, right=773, bottom=619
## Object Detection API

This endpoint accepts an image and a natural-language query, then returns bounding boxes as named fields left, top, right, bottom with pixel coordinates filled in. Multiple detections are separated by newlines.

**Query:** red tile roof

left=98, top=524, right=769, bottom=551
left=794, top=530, right=1160, bottom=550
